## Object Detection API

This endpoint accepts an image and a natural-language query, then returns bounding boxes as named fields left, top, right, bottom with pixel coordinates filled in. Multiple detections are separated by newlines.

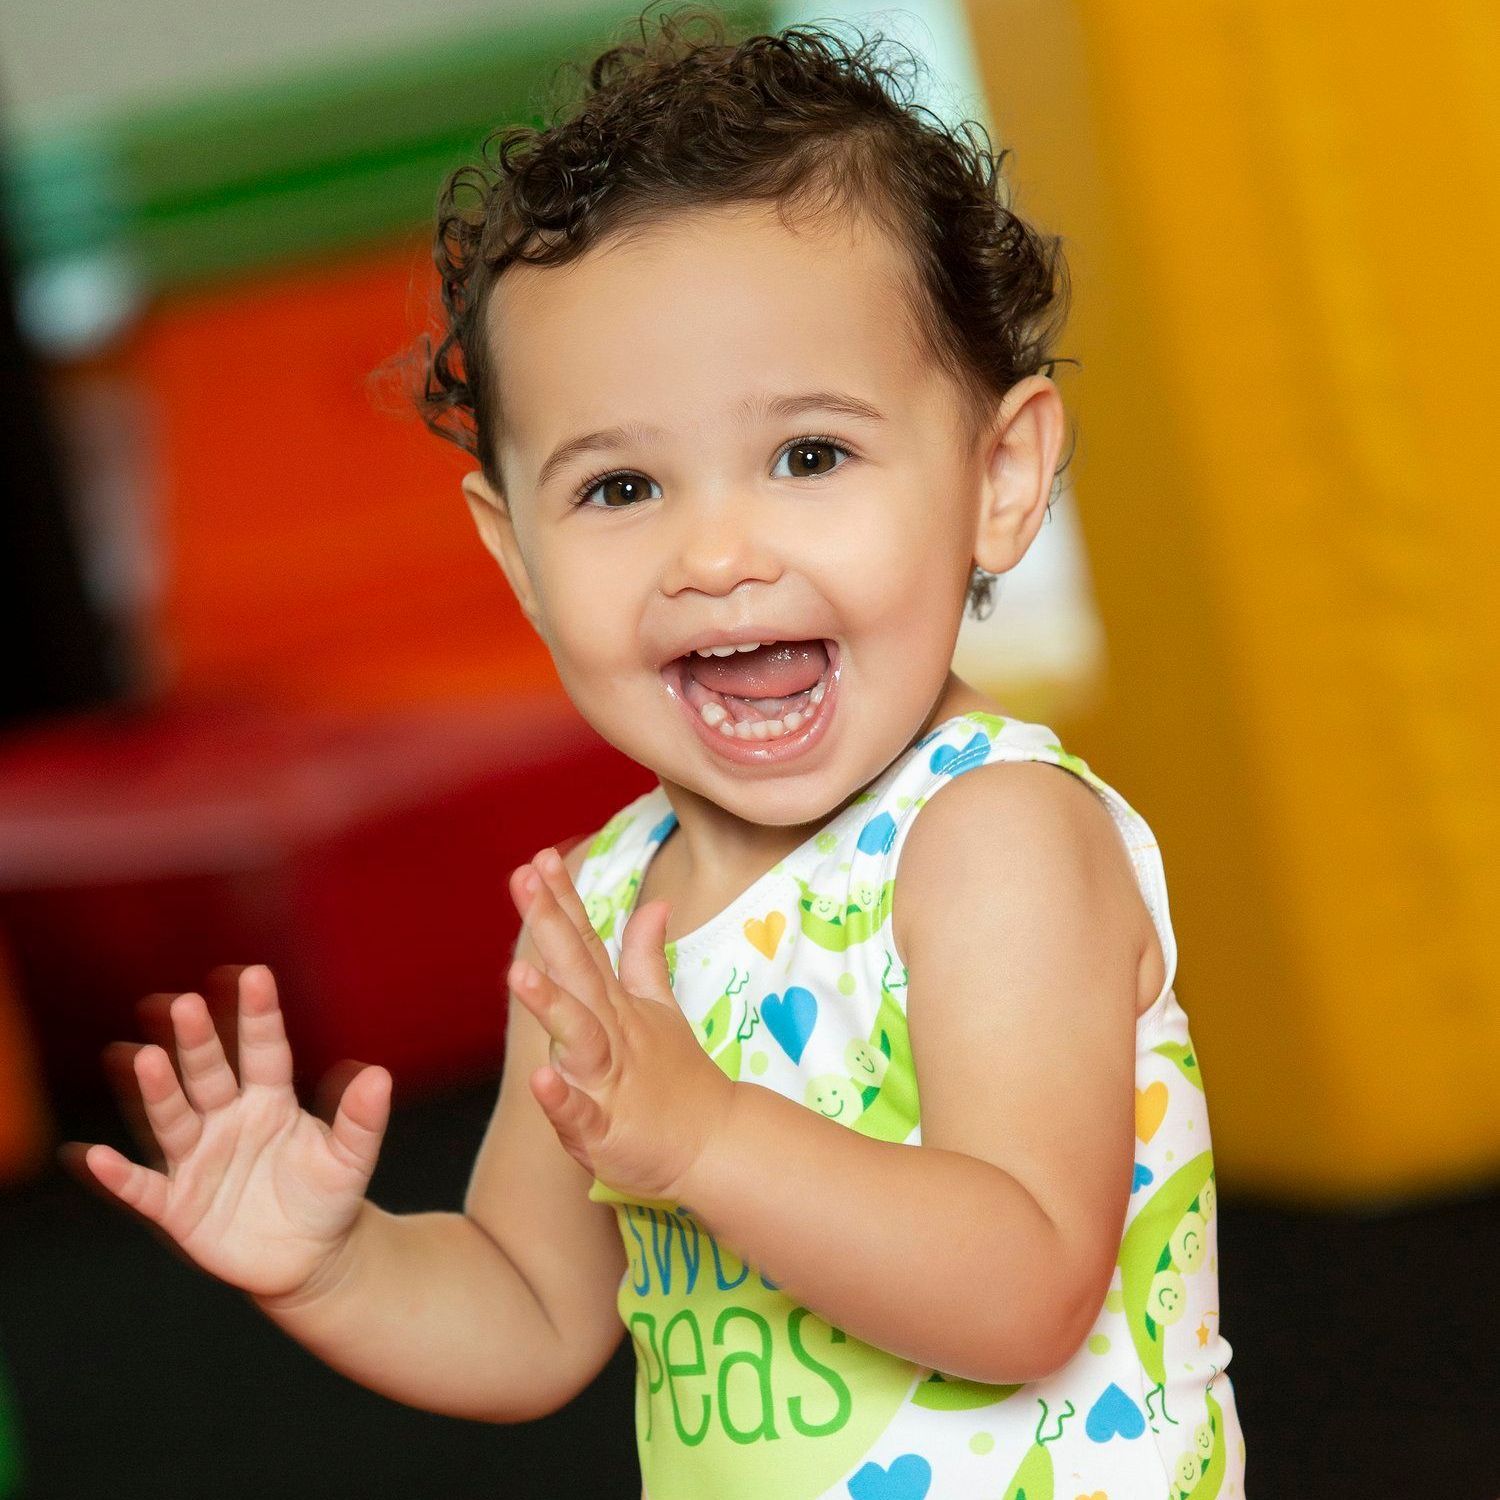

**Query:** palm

left=79, top=965, right=391, bottom=1302
left=155, top=1083, right=372, bottom=1297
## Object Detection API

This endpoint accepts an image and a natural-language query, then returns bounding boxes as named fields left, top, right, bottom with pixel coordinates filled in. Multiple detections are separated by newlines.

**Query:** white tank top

left=576, top=710, right=1247, bottom=1499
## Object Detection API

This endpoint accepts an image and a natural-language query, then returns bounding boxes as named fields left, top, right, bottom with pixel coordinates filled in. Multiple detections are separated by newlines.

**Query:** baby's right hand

left=67, top=964, right=391, bottom=1303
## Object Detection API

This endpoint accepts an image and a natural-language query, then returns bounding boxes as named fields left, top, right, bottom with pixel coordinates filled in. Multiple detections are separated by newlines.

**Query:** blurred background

left=0, top=0, right=1495, bottom=1495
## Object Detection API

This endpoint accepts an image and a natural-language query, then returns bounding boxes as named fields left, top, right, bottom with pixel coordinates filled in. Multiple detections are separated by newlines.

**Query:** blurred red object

left=0, top=696, right=651, bottom=1109
left=0, top=929, right=51, bottom=1184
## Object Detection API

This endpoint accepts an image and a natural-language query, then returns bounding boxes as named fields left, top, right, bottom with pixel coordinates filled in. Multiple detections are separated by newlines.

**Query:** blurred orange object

left=0, top=928, right=51, bottom=1185
left=130, top=238, right=554, bottom=713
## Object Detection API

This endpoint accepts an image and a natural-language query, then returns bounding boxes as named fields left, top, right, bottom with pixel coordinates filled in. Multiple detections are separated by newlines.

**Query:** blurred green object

left=0, top=1349, right=20, bottom=1497
left=4, top=2, right=772, bottom=294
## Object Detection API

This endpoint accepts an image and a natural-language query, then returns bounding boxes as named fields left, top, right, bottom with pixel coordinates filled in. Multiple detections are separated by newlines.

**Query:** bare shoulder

left=891, top=759, right=1162, bottom=1014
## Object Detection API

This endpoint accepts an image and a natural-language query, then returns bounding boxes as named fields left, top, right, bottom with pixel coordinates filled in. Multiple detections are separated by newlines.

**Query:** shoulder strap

left=886, top=712, right=1180, bottom=1012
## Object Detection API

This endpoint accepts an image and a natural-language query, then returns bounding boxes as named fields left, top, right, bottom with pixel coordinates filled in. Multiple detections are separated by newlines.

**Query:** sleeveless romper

left=575, top=710, right=1247, bottom=1499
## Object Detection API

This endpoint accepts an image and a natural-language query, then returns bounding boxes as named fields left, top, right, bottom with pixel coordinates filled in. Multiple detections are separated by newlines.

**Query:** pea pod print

left=1153, top=1040, right=1205, bottom=1091
left=583, top=869, right=641, bottom=943
left=1171, top=1386, right=1227, bottom=1499
left=584, top=891, right=617, bottom=942
left=586, top=811, right=635, bottom=859
left=794, top=876, right=894, bottom=950
left=909, top=1371, right=1021, bottom=1411
left=999, top=1399, right=1074, bottom=1500
left=850, top=954, right=918, bottom=1145
left=566, top=712, right=1245, bottom=1498
left=692, top=966, right=757, bottom=1080
left=961, top=710, right=1008, bottom=740
left=1117, top=1150, right=1214, bottom=1388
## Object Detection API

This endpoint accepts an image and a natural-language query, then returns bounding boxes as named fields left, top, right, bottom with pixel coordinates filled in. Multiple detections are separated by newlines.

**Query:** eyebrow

left=534, top=390, right=888, bottom=492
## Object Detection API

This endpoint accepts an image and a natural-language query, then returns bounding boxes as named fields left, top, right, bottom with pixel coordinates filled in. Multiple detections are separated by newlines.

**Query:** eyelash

left=570, top=434, right=855, bottom=509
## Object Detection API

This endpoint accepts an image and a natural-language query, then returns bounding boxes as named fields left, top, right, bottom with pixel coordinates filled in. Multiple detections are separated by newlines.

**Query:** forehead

left=487, top=201, right=935, bottom=461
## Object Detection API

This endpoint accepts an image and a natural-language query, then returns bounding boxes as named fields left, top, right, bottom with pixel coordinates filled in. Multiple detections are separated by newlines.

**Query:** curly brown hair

left=416, top=1, right=1073, bottom=618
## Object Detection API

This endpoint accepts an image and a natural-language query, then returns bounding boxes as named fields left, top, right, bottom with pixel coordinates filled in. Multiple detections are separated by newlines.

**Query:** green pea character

left=1174, top=1450, right=1201, bottom=1494
left=796, top=879, right=850, bottom=950
left=1199, top=1179, right=1217, bottom=1221
left=1147, top=1268, right=1188, bottom=1326
left=1117, top=1151, right=1214, bottom=1392
left=805, top=1075, right=864, bottom=1123
left=1190, top=1388, right=1228, bottom=1500
left=850, top=954, right=919, bottom=1145
left=842, top=879, right=895, bottom=945
left=845, top=1037, right=889, bottom=1100
left=1170, top=1210, right=1209, bottom=1273
left=611, top=868, right=641, bottom=915
left=584, top=892, right=615, bottom=941
left=585, top=811, right=634, bottom=858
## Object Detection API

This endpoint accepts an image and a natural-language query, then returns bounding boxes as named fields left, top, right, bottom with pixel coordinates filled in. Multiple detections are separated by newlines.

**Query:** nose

left=659, top=487, right=783, bottom=598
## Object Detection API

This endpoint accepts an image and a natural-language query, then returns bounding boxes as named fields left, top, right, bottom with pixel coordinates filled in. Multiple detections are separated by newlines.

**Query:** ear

left=970, top=374, right=1067, bottom=578
left=461, top=470, right=543, bottom=628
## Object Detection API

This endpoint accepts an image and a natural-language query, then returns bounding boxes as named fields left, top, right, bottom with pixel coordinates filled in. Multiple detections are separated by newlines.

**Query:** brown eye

left=576, top=472, right=660, bottom=508
left=776, top=438, right=850, bottom=480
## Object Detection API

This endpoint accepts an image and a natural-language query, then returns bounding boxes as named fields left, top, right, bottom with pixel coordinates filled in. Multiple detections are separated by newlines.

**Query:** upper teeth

left=693, top=641, right=771, bottom=657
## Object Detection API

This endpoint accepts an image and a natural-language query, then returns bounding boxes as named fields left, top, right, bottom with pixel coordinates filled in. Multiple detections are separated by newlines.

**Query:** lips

left=661, top=640, right=841, bottom=764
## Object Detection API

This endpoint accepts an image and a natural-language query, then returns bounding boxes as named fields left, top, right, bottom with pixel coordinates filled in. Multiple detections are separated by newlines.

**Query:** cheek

left=810, top=499, right=968, bottom=618
left=535, top=546, right=640, bottom=662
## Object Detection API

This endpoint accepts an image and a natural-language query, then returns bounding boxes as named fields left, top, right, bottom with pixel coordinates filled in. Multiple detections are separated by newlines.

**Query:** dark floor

left=1, top=1079, right=1496, bottom=1500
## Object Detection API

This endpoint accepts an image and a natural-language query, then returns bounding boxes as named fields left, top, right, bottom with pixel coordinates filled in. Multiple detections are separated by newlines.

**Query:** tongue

left=685, top=640, right=828, bottom=698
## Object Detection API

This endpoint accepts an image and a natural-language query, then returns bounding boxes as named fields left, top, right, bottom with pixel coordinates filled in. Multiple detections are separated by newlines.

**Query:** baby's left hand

left=506, top=847, right=734, bottom=1204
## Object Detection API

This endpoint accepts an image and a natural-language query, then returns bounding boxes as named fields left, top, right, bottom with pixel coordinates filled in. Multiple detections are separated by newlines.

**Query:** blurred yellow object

left=965, top=0, right=1499, bottom=1198
left=0, top=929, right=51, bottom=1186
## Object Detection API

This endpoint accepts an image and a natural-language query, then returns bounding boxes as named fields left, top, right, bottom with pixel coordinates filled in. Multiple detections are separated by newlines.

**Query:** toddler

left=77, top=7, right=1247, bottom=1496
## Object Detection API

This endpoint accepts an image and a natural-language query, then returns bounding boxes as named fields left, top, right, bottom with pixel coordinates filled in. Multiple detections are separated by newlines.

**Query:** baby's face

left=465, top=201, right=1026, bottom=827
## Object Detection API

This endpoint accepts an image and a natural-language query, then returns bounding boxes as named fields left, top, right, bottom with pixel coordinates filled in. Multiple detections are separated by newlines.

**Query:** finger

left=325, top=1065, right=392, bottom=1179
left=135, top=992, right=182, bottom=1076
left=170, top=992, right=240, bottom=1113
left=235, top=965, right=295, bottom=1090
left=532, top=847, right=620, bottom=974
left=102, top=1040, right=167, bottom=1171
left=74, top=1139, right=171, bottom=1225
left=509, top=958, right=612, bottom=1087
left=617, top=897, right=676, bottom=1006
left=134, top=1041, right=206, bottom=1165
left=57, top=1141, right=202, bottom=1272
left=529, top=1063, right=607, bottom=1167
left=313, top=1058, right=367, bottom=1127
left=203, top=964, right=246, bottom=1076
left=510, top=861, right=612, bottom=1013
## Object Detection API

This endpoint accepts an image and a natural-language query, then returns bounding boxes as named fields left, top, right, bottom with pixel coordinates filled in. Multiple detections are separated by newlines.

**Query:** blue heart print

left=1132, top=1162, right=1155, bottom=1193
left=1085, top=1382, right=1146, bottom=1442
left=928, top=732, right=990, bottom=778
left=856, top=812, right=897, bottom=855
left=847, top=1454, right=932, bottom=1500
left=762, top=986, right=818, bottom=1064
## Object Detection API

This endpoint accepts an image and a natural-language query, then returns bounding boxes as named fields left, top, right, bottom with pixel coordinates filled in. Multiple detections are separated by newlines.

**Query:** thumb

left=325, top=1064, right=392, bottom=1179
left=618, top=898, right=675, bottom=1004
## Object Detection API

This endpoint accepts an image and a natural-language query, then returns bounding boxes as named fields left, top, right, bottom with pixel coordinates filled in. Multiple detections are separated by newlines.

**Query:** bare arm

left=674, top=763, right=1149, bottom=1384
left=252, top=834, right=627, bottom=1421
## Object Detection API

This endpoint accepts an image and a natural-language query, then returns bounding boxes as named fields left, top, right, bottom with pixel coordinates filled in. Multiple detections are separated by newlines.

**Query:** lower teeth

left=700, top=677, right=826, bottom=740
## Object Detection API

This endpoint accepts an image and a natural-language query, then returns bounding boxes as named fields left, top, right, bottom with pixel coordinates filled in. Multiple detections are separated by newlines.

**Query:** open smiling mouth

left=660, top=638, right=841, bottom=764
